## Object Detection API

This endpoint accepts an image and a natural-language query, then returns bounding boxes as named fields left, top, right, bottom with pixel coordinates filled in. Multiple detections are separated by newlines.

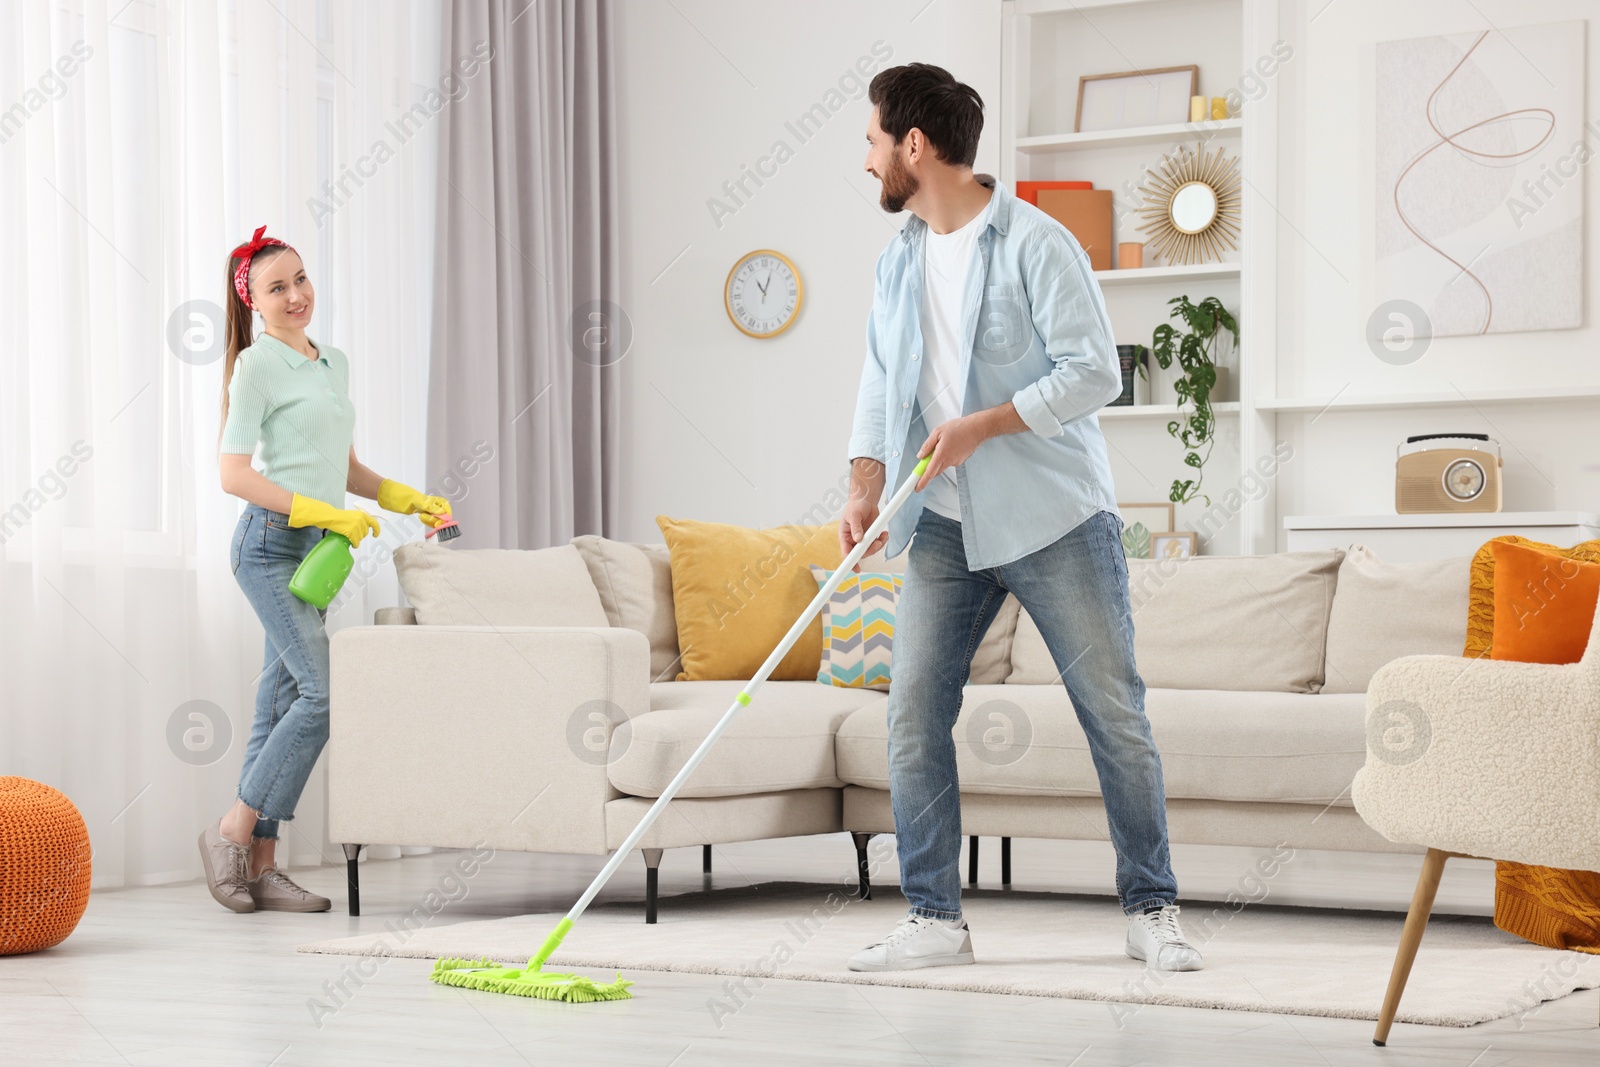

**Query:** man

left=840, top=62, right=1202, bottom=974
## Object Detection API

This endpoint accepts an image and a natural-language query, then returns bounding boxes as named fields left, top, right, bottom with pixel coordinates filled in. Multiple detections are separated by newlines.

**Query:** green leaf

left=1121, top=521, right=1152, bottom=559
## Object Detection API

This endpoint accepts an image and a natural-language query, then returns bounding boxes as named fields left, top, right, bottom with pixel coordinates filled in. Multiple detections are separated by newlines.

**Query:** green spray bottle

left=288, top=533, right=355, bottom=609
left=289, top=514, right=460, bottom=609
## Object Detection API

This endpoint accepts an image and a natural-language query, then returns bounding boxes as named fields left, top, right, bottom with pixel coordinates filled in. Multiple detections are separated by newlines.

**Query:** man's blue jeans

left=886, top=506, right=1178, bottom=919
left=229, top=504, right=333, bottom=842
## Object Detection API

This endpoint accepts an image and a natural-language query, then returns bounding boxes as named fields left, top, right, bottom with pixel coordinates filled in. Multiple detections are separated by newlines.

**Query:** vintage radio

left=1395, top=433, right=1502, bottom=514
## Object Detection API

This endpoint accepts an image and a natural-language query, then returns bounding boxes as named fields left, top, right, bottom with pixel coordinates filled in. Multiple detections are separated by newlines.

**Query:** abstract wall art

left=1375, top=21, right=1585, bottom=337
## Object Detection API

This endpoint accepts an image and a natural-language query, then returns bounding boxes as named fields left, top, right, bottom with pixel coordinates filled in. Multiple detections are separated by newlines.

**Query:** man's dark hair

left=868, top=63, right=984, bottom=168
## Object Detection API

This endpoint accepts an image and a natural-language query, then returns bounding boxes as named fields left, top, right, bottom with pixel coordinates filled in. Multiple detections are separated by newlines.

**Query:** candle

left=1210, top=96, right=1228, bottom=121
left=1189, top=95, right=1206, bottom=123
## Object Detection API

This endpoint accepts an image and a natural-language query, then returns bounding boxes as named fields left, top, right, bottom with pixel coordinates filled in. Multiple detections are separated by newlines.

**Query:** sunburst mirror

left=1133, top=143, right=1242, bottom=265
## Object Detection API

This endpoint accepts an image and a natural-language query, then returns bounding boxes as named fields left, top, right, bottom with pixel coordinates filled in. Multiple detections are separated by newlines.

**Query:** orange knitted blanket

left=1469, top=536, right=1600, bottom=953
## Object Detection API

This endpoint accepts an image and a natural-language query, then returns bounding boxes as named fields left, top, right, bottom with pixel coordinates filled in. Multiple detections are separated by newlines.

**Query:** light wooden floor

left=5, top=835, right=1596, bottom=1066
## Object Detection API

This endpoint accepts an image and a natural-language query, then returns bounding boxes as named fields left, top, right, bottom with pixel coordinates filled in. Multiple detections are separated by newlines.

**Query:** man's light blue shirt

left=847, top=173, right=1123, bottom=569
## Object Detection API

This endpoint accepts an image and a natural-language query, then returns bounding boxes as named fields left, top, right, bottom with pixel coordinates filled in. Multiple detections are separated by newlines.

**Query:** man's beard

left=878, top=151, right=918, bottom=213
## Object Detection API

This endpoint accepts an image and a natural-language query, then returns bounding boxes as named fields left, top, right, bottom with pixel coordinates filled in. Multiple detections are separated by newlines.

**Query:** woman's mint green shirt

left=220, top=333, right=355, bottom=506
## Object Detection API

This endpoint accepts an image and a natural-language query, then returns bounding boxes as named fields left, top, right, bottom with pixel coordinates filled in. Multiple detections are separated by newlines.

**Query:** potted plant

left=1149, top=294, right=1237, bottom=506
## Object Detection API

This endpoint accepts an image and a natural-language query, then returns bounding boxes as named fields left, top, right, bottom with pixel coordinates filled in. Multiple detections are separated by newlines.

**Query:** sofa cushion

left=393, top=542, right=609, bottom=628
left=1320, top=544, right=1470, bottom=693
left=656, top=516, right=848, bottom=682
left=969, top=593, right=1022, bottom=684
left=607, top=681, right=887, bottom=798
left=843, top=540, right=1020, bottom=684
left=836, top=684, right=1366, bottom=807
left=805, top=565, right=1021, bottom=689
left=1489, top=539, right=1600, bottom=664
left=570, top=535, right=681, bottom=681
left=1007, top=550, right=1344, bottom=693
left=811, top=566, right=901, bottom=690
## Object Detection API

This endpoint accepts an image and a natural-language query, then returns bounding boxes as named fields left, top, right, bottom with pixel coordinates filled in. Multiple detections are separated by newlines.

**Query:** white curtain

left=0, top=0, right=446, bottom=888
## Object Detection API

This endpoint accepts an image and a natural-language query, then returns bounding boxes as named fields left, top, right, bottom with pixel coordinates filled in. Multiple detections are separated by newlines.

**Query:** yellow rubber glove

left=377, top=478, right=452, bottom=529
left=288, top=493, right=381, bottom=546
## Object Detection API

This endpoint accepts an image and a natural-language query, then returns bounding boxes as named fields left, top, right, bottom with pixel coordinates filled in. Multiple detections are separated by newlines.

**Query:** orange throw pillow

left=1488, top=539, right=1600, bottom=664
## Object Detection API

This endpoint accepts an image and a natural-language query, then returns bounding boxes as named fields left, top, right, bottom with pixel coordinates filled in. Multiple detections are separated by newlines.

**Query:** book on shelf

left=1036, top=189, right=1113, bottom=271
left=1112, top=345, right=1150, bottom=407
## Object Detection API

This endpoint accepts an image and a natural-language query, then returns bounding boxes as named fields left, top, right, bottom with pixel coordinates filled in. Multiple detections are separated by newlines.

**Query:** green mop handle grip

left=530, top=916, right=573, bottom=969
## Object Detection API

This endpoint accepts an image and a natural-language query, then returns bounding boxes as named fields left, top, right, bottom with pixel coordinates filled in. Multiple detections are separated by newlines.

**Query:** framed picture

left=1075, top=65, right=1200, bottom=133
left=1116, top=501, right=1174, bottom=559
left=1150, top=531, right=1198, bottom=561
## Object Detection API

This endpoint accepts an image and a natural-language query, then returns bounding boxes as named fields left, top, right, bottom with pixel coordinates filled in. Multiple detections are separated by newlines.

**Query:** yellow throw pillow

left=655, top=515, right=844, bottom=682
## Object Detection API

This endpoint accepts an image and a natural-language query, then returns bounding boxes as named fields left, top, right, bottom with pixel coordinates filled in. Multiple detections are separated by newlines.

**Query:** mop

left=430, top=456, right=931, bottom=1002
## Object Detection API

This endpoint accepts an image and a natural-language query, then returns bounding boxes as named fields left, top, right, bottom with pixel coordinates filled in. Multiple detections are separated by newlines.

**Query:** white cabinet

left=1283, top=513, right=1600, bottom=563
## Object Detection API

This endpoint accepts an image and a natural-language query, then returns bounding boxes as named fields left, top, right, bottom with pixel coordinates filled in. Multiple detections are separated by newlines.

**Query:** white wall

left=616, top=0, right=1600, bottom=550
left=1273, top=0, right=1600, bottom=528
left=614, top=0, right=1002, bottom=541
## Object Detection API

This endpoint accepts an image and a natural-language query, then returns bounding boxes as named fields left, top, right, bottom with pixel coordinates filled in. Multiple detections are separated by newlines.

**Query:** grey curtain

left=428, top=0, right=620, bottom=548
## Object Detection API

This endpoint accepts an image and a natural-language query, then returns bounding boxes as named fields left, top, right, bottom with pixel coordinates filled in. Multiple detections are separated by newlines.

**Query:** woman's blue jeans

left=887, top=506, right=1178, bottom=919
left=229, top=504, right=332, bottom=842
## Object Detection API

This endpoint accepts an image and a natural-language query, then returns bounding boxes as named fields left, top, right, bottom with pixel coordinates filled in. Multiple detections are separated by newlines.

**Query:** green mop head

left=428, top=917, right=634, bottom=1003
left=429, top=958, right=633, bottom=1002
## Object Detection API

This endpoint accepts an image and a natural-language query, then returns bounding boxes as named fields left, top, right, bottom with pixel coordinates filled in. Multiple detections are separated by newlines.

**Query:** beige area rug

left=298, top=882, right=1600, bottom=1026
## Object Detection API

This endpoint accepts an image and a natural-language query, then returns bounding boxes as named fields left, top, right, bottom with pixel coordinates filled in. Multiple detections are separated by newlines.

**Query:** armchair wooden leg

left=968, top=835, right=979, bottom=884
left=1374, top=848, right=1451, bottom=1046
left=702, top=844, right=712, bottom=874
left=1001, top=837, right=1012, bottom=886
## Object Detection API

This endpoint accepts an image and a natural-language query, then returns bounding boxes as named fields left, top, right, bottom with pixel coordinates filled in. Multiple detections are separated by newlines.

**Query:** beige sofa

left=327, top=533, right=1471, bottom=919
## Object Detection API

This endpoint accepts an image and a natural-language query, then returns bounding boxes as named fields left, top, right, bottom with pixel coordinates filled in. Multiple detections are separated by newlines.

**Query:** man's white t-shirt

left=917, top=202, right=988, bottom=521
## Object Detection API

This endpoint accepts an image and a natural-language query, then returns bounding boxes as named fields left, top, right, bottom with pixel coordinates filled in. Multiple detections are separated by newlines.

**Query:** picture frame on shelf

left=1150, top=531, right=1199, bottom=560
left=1075, top=65, right=1199, bottom=133
left=1116, top=501, right=1174, bottom=559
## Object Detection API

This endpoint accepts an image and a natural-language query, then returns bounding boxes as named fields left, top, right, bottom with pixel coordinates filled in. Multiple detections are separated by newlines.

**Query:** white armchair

left=1351, top=603, right=1600, bottom=1045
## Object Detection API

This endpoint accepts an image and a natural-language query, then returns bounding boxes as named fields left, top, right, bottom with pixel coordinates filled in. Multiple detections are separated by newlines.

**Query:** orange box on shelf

left=1015, top=180, right=1093, bottom=207
left=1036, top=189, right=1113, bottom=270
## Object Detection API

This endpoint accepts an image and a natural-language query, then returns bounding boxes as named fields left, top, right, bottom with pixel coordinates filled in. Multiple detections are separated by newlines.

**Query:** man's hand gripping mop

left=430, top=456, right=931, bottom=1002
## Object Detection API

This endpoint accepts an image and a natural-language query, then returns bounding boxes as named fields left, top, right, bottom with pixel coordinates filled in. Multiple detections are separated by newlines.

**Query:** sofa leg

left=341, top=843, right=364, bottom=916
left=1001, top=837, right=1012, bottom=886
left=1374, top=848, right=1450, bottom=1046
left=968, top=835, right=979, bottom=885
left=703, top=844, right=712, bottom=874
left=642, top=848, right=664, bottom=925
left=850, top=832, right=875, bottom=900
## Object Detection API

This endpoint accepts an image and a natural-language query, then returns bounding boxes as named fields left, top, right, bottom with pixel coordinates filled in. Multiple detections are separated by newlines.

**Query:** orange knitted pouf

left=0, top=777, right=92, bottom=955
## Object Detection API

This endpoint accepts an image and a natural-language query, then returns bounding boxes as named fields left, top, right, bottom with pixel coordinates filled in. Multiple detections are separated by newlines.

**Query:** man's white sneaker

left=1126, top=905, right=1204, bottom=971
left=847, top=914, right=975, bottom=972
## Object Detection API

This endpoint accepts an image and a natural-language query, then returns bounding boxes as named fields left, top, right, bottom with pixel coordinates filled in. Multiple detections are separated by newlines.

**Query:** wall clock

left=724, top=249, right=802, bottom=339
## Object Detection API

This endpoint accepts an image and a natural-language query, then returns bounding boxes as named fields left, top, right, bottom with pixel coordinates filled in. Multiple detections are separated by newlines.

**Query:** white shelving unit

left=1257, top=384, right=1600, bottom=414
left=1017, top=118, right=1243, bottom=153
left=1094, top=263, right=1241, bottom=287
left=1100, top=401, right=1241, bottom=420
left=1002, top=0, right=1265, bottom=553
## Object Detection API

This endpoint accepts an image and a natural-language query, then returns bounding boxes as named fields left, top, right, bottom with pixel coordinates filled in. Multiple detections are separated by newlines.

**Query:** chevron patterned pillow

left=809, top=565, right=902, bottom=690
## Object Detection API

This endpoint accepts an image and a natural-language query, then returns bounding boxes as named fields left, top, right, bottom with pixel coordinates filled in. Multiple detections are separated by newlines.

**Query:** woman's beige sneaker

left=198, top=820, right=255, bottom=913
left=249, top=866, right=332, bottom=912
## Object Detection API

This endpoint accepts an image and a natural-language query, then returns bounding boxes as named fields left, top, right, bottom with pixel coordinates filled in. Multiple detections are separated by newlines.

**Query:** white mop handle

left=564, top=456, right=927, bottom=922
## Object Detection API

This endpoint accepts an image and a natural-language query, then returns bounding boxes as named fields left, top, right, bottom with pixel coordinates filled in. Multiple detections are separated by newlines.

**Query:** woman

left=203, top=225, right=451, bottom=913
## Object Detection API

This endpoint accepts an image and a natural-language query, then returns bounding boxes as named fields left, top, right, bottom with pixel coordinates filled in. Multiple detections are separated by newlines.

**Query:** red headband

left=230, top=225, right=296, bottom=310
